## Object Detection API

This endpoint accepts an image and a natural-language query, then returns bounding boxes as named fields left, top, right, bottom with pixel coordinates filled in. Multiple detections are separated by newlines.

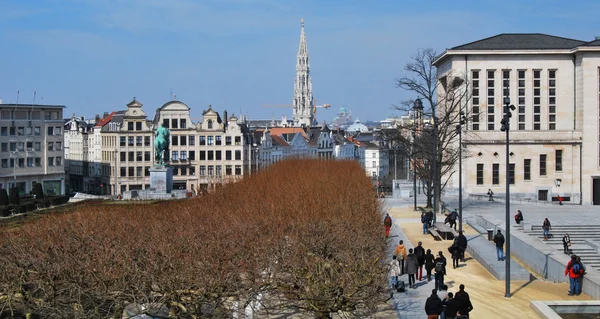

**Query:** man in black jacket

left=456, top=231, right=468, bottom=262
left=454, top=284, right=473, bottom=318
left=425, top=289, right=443, bottom=318
left=493, top=230, right=506, bottom=261
left=434, top=251, right=447, bottom=291
left=443, top=292, right=459, bottom=319
left=414, top=241, right=426, bottom=281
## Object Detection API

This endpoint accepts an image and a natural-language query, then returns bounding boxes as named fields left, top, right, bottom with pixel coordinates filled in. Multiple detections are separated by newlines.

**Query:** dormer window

left=208, top=120, right=213, bottom=129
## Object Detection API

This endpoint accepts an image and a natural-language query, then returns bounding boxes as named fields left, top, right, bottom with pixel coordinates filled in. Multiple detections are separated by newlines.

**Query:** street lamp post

left=456, top=112, right=467, bottom=232
left=412, top=110, right=418, bottom=211
left=500, top=96, right=516, bottom=298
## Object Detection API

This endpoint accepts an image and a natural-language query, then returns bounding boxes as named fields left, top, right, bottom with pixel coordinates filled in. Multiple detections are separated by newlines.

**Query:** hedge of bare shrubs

left=0, top=159, right=388, bottom=318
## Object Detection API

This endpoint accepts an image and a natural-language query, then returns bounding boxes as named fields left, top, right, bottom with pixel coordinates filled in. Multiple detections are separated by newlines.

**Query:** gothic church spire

left=293, top=18, right=314, bottom=127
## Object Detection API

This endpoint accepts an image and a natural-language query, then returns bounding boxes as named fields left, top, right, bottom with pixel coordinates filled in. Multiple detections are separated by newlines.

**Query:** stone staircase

left=520, top=224, right=600, bottom=270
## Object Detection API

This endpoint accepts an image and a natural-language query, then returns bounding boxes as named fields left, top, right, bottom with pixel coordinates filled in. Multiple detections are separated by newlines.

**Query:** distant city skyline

left=0, top=0, right=599, bottom=123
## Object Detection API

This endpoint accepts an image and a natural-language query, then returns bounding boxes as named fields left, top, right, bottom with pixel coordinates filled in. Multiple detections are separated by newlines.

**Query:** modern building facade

left=434, top=33, right=600, bottom=205
left=0, top=103, right=66, bottom=195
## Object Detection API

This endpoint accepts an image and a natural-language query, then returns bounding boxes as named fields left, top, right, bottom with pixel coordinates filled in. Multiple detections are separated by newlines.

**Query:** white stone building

left=433, top=33, right=600, bottom=205
left=292, top=18, right=315, bottom=127
left=0, top=103, right=66, bottom=195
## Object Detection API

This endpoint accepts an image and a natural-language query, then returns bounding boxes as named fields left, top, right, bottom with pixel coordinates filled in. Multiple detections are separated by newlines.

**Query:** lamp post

left=500, top=96, right=516, bottom=298
left=412, top=114, right=418, bottom=211
left=455, top=112, right=467, bottom=233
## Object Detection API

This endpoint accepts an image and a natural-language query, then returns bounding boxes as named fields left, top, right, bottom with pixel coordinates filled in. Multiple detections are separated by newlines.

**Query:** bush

left=32, top=183, right=44, bottom=199
left=8, top=187, right=20, bottom=205
left=0, top=160, right=388, bottom=318
left=0, top=189, right=8, bottom=206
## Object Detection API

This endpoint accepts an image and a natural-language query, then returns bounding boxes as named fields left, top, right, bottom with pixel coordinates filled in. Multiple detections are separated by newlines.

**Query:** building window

left=145, top=166, right=150, bottom=176
left=120, top=136, right=126, bottom=146
left=120, top=152, right=126, bottom=161
left=145, top=151, right=151, bottom=161
left=129, top=167, right=134, bottom=177
left=180, top=151, right=187, bottom=161
left=128, top=152, right=134, bottom=161
left=226, top=165, right=232, bottom=175
left=18, top=158, right=24, bottom=168
left=17, top=127, right=24, bottom=136
left=180, top=119, right=186, bottom=129
left=0, top=127, right=6, bottom=136
left=136, top=166, right=142, bottom=177
left=208, top=165, right=214, bottom=176
left=128, top=136, right=134, bottom=146
left=487, top=70, right=495, bottom=131
left=47, top=142, right=54, bottom=151
left=555, top=150, right=562, bottom=171
left=207, top=120, right=213, bottom=129
left=216, top=136, right=222, bottom=145
left=189, top=151, right=195, bottom=160
left=55, top=127, right=61, bottom=135
left=477, top=163, right=484, bottom=185
left=215, top=165, right=221, bottom=176
left=180, top=136, right=187, bottom=146
left=533, top=70, right=541, bottom=130
left=128, top=122, right=134, bottom=130
left=27, top=158, right=34, bottom=167
left=226, top=150, right=232, bottom=160
left=55, top=142, right=62, bottom=150
left=199, top=136, right=206, bottom=145
left=518, top=70, right=526, bottom=130
left=1, top=159, right=7, bottom=168
left=208, top=151, right=214, bottom=160
left=492, top=163, right=499, bottom=185
left=190, top=166, right=196, bottom=175
left=226, top=136, right=232, bottom=145
left=18, top=142, right=24, bottom=152
left=144, top=136, right=151, bottom=146
left=471, top=70, right=480, bottom=130
left=134, top=136, right=141, bottom=146
left=171, top=119, right=178, bottom=129
left=235, top=136, right=241, bottom=145
left=235, top=165, right=242, bottom=175
left=34, top=127, right=40, bottom=136
left=502, top=70, right=510, bottom=98
left=163, top=119, right=169, bottom=128
left=524, top=159, right=531, bottom=181
left=35, top=158, right=41, bottom=167
left=509, top=163, right=515, bottom=185
left=136, top=122, right=142, bottom=131
left=34, top=142, right=41, bottom=151
left=180, top=167, right=187, bottom=175
left=47, top=127, right=54, bottom=135
left=0, top=143, right=6, bottom=152
left=48, top=157, right=54, bottom=166
left=540, top=154, right=547, bottom=176
left=235, top=150, right=241, bottom=160
left=548, top=70, right=557, bottom=130
left=136, top=152, right=143, bottom=161
left=172, top=151, right=178, bottom=161
left=200, top=165, right=206, bottom=176
left=26, top=127, right=32, bottom=135
left=215, top=150, right=222, bottom=160
left=189, top=135, right=195, bottom=145
left=200, top=151, right=206, bottom=160
left=207, top=136, right=214, bottom=145
left=120, top=167, right=126, bottom=177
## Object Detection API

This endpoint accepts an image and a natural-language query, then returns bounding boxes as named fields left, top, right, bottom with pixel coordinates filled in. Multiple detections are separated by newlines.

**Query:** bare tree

left=394, top=48, right=473, bottom=211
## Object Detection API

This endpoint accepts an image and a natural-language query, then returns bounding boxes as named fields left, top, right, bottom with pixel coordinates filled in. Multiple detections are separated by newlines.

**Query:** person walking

left=449, top=240, right=460, bottom=269
left=454, top=284, right=473, bottom=318
left=427, top=210, right=434, bottom=229
left=414, top=241, right=426, bottom=281
left=437, top=285, right=449, bottom=319
left=434, top=251, right=447, bottom=291
left=445, top=209, right=458, bottom=230
left=425, top=249, right=436, bottom=282
left=514, top=210, right=524, bottom=225
left=487, top=189, right=494, bottom=201
left=394, top=240, right=407, bottom=274
left=576, top=256, right=586, bottom=295
left=443, top=292, right=459, bottom=319
left=565, top=255, right=583, bottom=296
left=493, top=229, right=506, bottom=261
left=456, top=231, right=468, bottom=262
left=543, top=218, right=552, bottom=241
left=405, top=248, right=419, bottom=289
left=383, top=213, right=392, bottom=238
left=425, top=289, right=444, bottom=319
left=562, top=233, right=571, bottom=254
left=422, top=211, right=430, bottom=234
left=389, top=255, right=401, bottom=290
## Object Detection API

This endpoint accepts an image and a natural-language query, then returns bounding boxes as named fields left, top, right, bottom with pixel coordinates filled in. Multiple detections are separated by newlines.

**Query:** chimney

left=223, top=110, right=228, bottom=128
left=95, top=114, right=100, bottom=122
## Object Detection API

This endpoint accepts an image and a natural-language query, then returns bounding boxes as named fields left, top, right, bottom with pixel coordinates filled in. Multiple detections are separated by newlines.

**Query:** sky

left=0, top=0, right=599, bottom=124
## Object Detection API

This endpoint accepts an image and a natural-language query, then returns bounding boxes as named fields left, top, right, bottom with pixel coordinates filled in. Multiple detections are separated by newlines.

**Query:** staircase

left=521, top=225, right=600, bottom=270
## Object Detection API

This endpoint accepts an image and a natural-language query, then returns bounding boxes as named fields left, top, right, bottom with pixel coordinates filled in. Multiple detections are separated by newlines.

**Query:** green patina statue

left=154, top=124, right=171, bottom=165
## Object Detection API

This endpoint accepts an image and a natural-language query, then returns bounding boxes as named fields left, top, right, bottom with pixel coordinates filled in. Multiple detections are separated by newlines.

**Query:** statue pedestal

left=149, top=166, right=173, bottom=193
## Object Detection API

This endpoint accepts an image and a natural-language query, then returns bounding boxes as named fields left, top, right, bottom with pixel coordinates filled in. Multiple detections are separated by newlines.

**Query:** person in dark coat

left=422, top=211, right=430, bottom=234
left=543, top=218, right=552, bottom=241
left=456, top=231, right=468, bottom=262
left=405, top=248, right=419, bottom=289
left=434, top=251, right=447, bottom=291
left=414, top=241, right=426, bottom=281
left=424, top=249, right=435, bottom=282
left=427, top=210, right=434, bottom=228
left=514, top=210, right=524, bottom=225
left=449, top=240, right=460, bottom=269
left=454, top=284, right=473, bottom=318
left=425, top=289, right=443, bottom=318
left=562, top=233, right=571, bottom=254
left=493, top=230, right=505, bottom=261
left=443, top=292, right=459, bottom=319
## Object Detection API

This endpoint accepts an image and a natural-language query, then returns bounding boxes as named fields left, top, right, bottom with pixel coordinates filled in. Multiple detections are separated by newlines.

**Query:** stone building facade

left=0, top=103, right=66, bottom=195
left=434, top=34, right=600, bottom=205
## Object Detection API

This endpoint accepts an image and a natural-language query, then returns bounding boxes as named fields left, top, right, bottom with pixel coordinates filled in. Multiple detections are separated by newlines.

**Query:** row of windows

left=120, top=136, right=152, bottom=147
left=126, top=121, right=145, bottom=131
left=475, top=151, right=563, bottom=185
left=117, top=135, right=243, bottom=147
left=0, top=126, right=62, bottom=136
left=0, top=110, right=61, bottom=120
left=118, top=150, right=245, bottom=162
left=162, top=118, right=187, bottom=129
left=118, top=165, right=243, bottom=177
left=0, top=157, right=62, bottom=168
left=0, top=141, right=62, bottom=152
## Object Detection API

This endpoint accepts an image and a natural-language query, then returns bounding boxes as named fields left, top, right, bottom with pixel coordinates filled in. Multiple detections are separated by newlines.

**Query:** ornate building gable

left=123, top=98, right=152, bottom=132
left=292, top=19, right=315, bottom=127
left=289, top=132, right=309, bottom=149
left=198, top=105, right=224, bottom=131
left=155, top=100, right=196, bottom=131
left=225, top=114, right=242, bottom=135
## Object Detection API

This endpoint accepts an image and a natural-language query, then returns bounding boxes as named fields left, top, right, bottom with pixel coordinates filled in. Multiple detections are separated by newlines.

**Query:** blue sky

left=0, top=0, right=599, bottom=123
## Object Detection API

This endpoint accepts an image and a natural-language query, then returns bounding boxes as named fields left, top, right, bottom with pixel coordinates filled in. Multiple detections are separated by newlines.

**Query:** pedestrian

left=445, top=209, right=458, bottom=230
left=383, top=213, right=392, bottom=238
left=437, top=284, right=448, bottom=303
left=562, top=233, right=571, bottom=254
left=493, top=229, right=506, bottom=261
left=427, top=210, right=434, bottom=229
left=565, top=255, right=583, bottom=296
left=514, top=210, right=524, bottom=225
left=449, top=240, right=460, bottom=269
left=454, top=284, right=473, bottom=318
left=414, top=241, right=426, bottom=281
left=406, top=248, right=419, bottom=289
left=543, top=218, right=552, bottom=241
left=443, top=292, right=459, bottom=319
left=425, top=289, right=444, bottom=319
left=558, top=194, right=564, bottom=206
left=456, top=231, right=468, bottom=262
left=425, top=249, right=435, bottom=282
left=434, top=251, right=447, bottom=291
left=487, top=188, right=494, bottom=201
left=576, top=256, right=586, bottom=295
left=422, top=211, right=430, bottom=234
left=389, top=255, right=401, bottom=290
left=394, top=240, right=407, bottom=274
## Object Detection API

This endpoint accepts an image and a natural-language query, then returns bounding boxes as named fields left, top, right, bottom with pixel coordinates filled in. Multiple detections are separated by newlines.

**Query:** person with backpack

left=414, top=241, right=426, bottom=281
left=434, top=251, right=447, bottom=291
left=394, top=240, right=407, bottom=274
left=422, top=211, right=430, bottom=234
left=449, top=240, right=460, bottom=269
left=405, top=248, right=419, bottom=289
left=543, top=218, right=552, bottom=241
left=493, top=229, right=506, bottom=261
left=565, top=254, right=583, bottom=296
left=456, top=231, right=468, bottom=262
left=383, top=213, right=393, bottom=238
left=576, top=256, right=586, bottom=295
left=425, top=249, right=436, bottom=282
left=562, top=233, right=571, bottom=254
left=445, top=209, right=458, bottom=230
left=389, top=255, right=401, bottom=291
left=514, top=210, right=524, bottom=225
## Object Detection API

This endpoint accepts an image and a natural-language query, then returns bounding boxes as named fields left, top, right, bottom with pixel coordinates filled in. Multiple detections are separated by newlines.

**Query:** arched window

left=207, top=120, right=213, bottom=129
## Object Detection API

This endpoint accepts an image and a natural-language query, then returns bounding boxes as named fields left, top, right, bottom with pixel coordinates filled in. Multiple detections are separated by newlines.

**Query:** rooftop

left=0, top=103, right=66, bottom=109
left=450, top=33, right=586, bottom=51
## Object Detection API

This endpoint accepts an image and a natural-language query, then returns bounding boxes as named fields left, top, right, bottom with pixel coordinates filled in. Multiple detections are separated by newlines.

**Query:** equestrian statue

left=154, top=124, right=171, bottom=166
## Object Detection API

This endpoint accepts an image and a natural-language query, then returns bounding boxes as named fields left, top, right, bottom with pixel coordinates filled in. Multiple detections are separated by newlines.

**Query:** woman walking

left=424, top=249, right=436, bottom=282
left=543, top=218, right=552, bottom=241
